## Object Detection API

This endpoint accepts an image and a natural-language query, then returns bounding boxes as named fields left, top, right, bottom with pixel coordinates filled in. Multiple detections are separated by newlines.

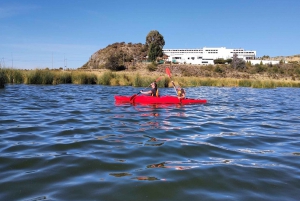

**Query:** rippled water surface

left=1, top=84, right=300, bottom=201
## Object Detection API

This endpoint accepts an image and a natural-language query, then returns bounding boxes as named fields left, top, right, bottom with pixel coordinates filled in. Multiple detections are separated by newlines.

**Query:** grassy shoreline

left=1, top=68, right=300, bottom=88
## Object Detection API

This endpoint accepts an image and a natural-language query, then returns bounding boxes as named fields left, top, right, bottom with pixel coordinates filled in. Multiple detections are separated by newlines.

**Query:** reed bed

left=0, top=68, right=6, bottom=88
left=1, top=68, right=300, bottom=88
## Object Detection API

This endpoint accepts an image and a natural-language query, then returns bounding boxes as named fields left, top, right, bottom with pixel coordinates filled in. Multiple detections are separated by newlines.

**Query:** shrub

left=214, top=58, right=226, bottom=64
left=255, top=64, right=266, bottom=73
left=226, top=59, right=233, bottom=64
left=105, top=54, right=124, bottom=71
left=214, top=65, right=224, bottom=73
left=147, top=62, right=158, bottom=71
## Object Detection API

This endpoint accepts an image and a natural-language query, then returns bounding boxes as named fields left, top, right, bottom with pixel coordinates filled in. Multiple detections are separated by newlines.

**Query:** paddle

left=166, top=67, right=178, bottom=95
left=130, top=76, right=161, bottom=103
left=166, top=67, right=183, bottom=104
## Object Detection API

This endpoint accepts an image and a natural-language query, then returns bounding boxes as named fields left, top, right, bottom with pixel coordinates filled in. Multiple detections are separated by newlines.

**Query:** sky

left=0, top=0, right=299, bottom=69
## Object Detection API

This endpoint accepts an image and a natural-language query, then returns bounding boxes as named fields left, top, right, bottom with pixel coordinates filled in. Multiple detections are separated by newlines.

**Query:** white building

left=163, top=47, right=279, bottom=65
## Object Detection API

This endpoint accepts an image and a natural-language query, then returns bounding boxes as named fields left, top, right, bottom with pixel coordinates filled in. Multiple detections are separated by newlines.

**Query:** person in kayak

left=140, top=82, right=159, bottom=97
left=172, top=81, right=186, bottom=100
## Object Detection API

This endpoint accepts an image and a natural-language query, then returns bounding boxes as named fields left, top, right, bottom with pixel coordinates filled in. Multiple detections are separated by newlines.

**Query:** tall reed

left=115, top=73, right=131, bottom=86
left=24, top=69, right=54, bottom=84
left=71, top=71, right=97, bottom=84
left=97, top=71, right=116, bottom=85
left=132, top=73, right=143, bottom=87
left=53, top=71, right=72, bottom=84
left=238, top=79, right=252, bottom=87
left=1, top=68, right=300, bottom=88
left=1, top=68, right=24, bottom=84
left=0, top=68, right=5, bottom=88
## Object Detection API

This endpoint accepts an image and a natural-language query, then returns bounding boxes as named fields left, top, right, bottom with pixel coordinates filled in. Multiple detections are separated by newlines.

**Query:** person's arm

left=140, top=90, right=151, bottom=95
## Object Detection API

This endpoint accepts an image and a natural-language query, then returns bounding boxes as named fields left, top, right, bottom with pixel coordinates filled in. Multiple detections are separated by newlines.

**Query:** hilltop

left=80, top=42, right=148, bottom=70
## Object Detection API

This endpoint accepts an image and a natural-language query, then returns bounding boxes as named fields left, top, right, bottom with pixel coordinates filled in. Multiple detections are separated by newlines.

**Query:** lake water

left=1, top=84, right=300, bottom=201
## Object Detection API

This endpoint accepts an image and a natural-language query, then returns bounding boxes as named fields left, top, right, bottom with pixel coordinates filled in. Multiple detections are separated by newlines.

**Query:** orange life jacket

left=177, top=88, right=185, bottom=97
left=151, top=88, right=159, bottom=97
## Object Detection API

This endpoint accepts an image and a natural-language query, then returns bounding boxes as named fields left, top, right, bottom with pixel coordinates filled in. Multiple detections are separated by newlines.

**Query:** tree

left=146, top=30, right=165, bottom=62
left=214, top=58, right=226, bottom=64
left=262, top=55, right=270, bottom=60
left=231, top=53, right=246, bottom=70
left=226, top=59, right=232, bottom=64
left=148, top=43, right=161, bottom=62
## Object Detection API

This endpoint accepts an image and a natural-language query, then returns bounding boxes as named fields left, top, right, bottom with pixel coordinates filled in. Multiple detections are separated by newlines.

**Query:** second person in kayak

left=140, top=82, right=159, bottom=97
left=172, top=81, right=186, bottom=100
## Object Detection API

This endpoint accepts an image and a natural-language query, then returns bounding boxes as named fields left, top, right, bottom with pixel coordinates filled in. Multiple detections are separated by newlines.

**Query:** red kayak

left=115, top=95, right=207, bottom=104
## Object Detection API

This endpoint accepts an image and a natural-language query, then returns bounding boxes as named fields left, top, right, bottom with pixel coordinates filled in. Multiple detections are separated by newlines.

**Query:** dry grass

left=1, top=68, right=300, bottom=88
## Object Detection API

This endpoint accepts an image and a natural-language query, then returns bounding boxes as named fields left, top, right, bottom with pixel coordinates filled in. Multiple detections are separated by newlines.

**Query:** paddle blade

left=130, top=94, right=137, bottom=102
left=155, top=76, right=162, bottom=82
left=166, top=67, right=171, bottom=78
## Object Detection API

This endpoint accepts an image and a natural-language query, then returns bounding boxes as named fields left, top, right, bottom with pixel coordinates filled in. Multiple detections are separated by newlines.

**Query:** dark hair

left=152, top=82, right=157, bottom=88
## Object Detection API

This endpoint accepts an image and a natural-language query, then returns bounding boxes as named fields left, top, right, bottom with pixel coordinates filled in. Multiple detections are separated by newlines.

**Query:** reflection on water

left=109, top=172, right=132, bottom=177
left=1, top=85, right=300, bottom=200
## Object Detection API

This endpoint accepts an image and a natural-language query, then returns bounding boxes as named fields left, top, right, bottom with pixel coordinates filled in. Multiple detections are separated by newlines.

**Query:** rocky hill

left=80, top=42, right=148, bottom=69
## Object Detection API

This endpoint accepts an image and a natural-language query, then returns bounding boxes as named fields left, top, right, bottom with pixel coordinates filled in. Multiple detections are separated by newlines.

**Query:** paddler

left=140, top=82, right=159, bottom=97
left=171, top=81, right=186, bottom=100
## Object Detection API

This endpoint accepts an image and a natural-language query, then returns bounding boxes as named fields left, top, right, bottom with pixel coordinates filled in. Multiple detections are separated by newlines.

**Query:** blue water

left=1, top=84, right=300, bottom=201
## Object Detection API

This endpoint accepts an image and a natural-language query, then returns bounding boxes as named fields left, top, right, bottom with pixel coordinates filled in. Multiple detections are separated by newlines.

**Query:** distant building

left=163, top=47, right=279, bottom=65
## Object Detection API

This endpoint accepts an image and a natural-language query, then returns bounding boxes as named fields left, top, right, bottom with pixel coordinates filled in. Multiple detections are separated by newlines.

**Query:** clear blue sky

left=0, top=0, right=299, bottom=69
